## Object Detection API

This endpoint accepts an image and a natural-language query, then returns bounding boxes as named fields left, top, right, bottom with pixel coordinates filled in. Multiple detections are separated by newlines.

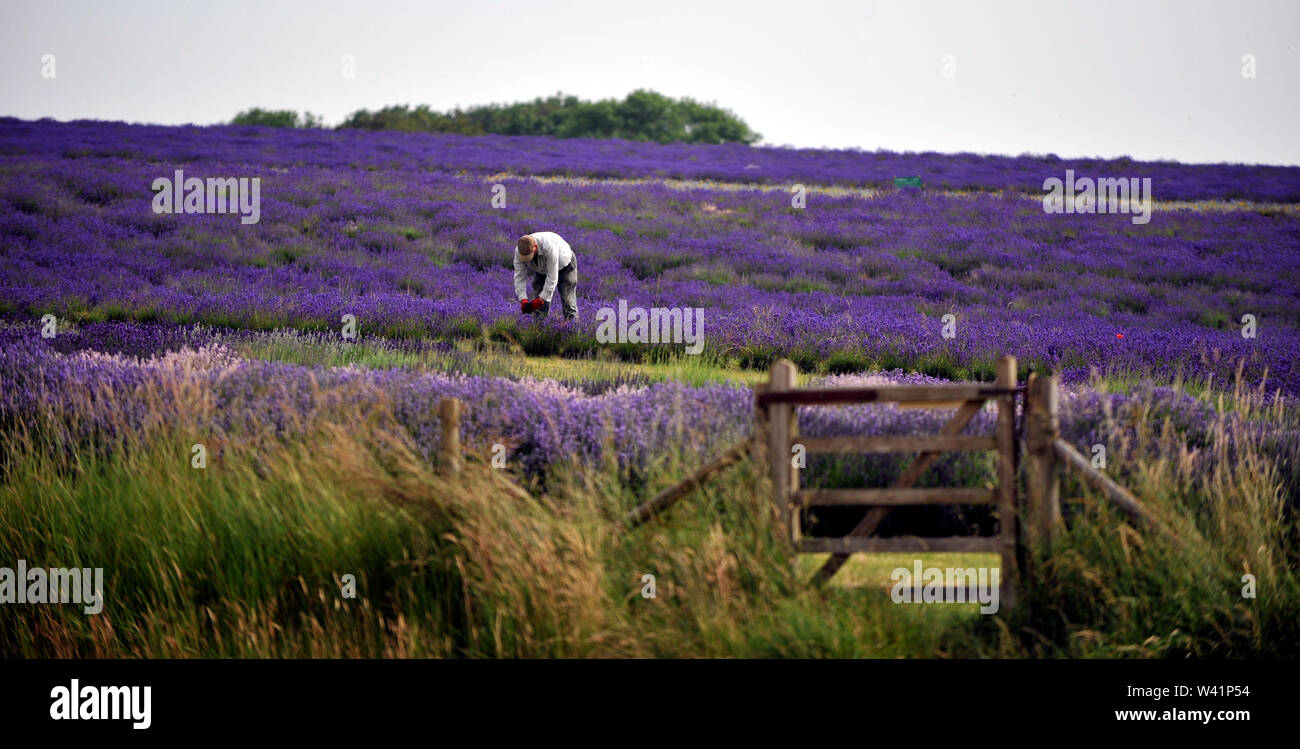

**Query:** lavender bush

left=5, top=329, right=1293, bottom=508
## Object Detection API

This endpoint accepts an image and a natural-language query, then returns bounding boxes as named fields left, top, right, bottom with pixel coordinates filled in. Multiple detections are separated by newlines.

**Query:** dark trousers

left=529, top=258, right=578, bottom=320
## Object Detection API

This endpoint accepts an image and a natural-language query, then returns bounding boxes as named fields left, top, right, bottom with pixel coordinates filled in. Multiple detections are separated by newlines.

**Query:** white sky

left=2, top=0, right=1296, bottom=165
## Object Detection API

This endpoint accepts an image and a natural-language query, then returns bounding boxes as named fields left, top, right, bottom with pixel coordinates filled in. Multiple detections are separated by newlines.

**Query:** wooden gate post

left=1024, top=373, right=1061, bottom=548
left=994, top=356, right=1019, bottom=608
left=767, top=360, right=799, bottom=543
left=1024, top=373, right=1042, bottom=546
left=1041, top=375, right=1062, bottom=536
left=439, top=397, right=462, bottom=475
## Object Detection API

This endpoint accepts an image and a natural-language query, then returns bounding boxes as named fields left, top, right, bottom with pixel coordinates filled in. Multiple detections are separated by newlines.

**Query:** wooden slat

left=811, top=400, right=986, bottom=585
left=797, top=435, right=995, bottom=455
left=800, top=536, right=1001, bottom=554
left=797, top=487, right=995, bottom=506
left=1054, top=439, right=1154, bottom=524
left=756, top=385, right=1013, bottom=406
left=621, top=438, right=751, bottom=531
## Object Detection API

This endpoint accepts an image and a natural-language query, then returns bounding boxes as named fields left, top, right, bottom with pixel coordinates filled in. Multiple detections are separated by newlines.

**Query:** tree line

left=229, top=90, right=761, bottom=145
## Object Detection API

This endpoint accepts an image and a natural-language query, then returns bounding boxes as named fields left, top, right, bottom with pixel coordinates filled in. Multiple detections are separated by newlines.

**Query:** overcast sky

left=2, top=0, right=1296, bottom=165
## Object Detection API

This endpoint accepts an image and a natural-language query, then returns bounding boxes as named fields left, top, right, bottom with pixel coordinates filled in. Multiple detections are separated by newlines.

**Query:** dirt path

left=480, top=172, right=1300, bottom=214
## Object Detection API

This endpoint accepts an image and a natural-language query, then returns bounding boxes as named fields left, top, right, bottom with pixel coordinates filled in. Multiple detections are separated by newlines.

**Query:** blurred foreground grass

left=2, top=343, right=1296, bottom=658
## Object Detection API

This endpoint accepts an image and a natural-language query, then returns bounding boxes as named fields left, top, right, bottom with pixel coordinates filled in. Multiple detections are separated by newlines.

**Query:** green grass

left=234, top=331, right=767, bottom=387
left=574, top=218, right=629, bottom=237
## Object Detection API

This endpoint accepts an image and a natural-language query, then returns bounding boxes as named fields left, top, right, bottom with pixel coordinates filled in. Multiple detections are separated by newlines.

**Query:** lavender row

left=3, top=118, right=1299, bottom=202
left=3, top=332, right=1293, bottom=504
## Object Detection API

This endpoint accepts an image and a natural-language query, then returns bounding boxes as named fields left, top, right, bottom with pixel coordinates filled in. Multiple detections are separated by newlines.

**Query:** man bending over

left=514, top=231, right=578, bottom=320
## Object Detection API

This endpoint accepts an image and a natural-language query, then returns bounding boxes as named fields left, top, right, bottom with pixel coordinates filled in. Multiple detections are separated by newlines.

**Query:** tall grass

left=1, top=352, right=1296, bottom=658
left=1011, top=374, right=1300, bottom=657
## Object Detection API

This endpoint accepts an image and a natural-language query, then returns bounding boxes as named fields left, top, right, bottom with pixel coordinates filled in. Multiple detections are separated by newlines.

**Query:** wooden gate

left=594, top=354, right=1152, bottom=610
left=753, top=356, right=1023, bottom=605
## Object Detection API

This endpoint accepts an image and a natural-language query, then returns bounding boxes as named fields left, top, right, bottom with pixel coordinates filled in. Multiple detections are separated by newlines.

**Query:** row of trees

left=229, top=109, right=325, bottom=129
left=229, top=90, right=761, bottom=145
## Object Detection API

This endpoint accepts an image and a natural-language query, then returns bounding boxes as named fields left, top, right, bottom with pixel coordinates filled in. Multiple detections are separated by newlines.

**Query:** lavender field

left=3, top=119, right=1299, bottom=392
left=6, top=118, right=1300, bottom=201
left=2, top=119, right=1299, bottom=658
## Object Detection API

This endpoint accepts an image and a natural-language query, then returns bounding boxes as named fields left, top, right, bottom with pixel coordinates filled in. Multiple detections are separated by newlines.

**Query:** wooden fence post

left=439, top=397, right=462, bottom=475
left=785, top=364, right=802, bottom=545
left=1042, top=375, right=1062, bottom=537
left=767, top=360, right=798, bottom=543
left=994, top=355, right=1019, bottom=609
left=1024, top=374, right=1061, bottom=549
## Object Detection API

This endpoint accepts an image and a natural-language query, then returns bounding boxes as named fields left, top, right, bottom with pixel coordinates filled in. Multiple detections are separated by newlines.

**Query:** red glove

left=528, top=298, right=545, bottom=312
left=520, top=299, right=530, bottom=314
